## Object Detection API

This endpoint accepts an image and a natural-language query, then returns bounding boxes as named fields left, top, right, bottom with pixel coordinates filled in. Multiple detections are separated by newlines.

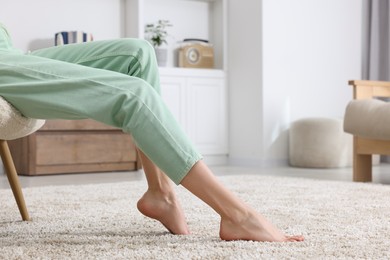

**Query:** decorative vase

left=155, top=48, right=168, bottom=67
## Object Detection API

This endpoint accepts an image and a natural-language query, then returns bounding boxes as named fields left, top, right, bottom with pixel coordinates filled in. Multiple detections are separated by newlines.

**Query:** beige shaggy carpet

left=1, top=175, right=390, bottom=259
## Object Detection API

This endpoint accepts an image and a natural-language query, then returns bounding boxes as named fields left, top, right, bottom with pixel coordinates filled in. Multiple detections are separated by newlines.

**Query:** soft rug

left=1, top=175, right=390, bottom=259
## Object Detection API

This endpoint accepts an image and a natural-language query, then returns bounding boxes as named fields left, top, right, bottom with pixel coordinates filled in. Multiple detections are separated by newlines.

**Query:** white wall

left=0, top=0, right=124, bottom=52
left=228, top=0, right=363, bottom=166
left=227, top=0, right=264, bottom=165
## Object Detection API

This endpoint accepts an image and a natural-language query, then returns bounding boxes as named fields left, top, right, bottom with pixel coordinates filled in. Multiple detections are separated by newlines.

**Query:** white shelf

left=124, top=0, right=227, bottom=70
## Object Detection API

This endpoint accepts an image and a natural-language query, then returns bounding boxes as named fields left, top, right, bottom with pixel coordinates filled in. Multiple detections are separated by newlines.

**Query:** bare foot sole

left=137, top=190, right=190, bottom=235
left=219, top=210, right=304, bottom=242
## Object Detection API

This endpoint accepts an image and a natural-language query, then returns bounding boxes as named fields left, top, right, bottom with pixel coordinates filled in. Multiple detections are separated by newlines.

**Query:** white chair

left=0, top=96, right=45, bottom=220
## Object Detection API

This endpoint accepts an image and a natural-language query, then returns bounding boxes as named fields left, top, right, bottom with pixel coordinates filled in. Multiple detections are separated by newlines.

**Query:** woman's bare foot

left=180, top=161, right=304, bottom=242
left=137, top=189, right=190, bottom=235
left=219, top=208, right=304, bottom=242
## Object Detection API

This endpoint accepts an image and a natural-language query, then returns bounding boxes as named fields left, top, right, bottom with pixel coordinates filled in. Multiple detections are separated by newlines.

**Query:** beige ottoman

left=289, top=118, right=352, bottom=168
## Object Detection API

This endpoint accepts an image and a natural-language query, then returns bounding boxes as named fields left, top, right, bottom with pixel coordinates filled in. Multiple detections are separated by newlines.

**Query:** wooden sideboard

left=8, top=119, right=140, bottom=176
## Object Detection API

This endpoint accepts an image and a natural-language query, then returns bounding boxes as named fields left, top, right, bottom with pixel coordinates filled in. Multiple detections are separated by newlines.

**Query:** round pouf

left=289, top=118, right=352, bottom=168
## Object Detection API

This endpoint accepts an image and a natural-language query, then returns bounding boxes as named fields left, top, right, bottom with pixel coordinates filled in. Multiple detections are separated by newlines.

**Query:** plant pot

left=155, top=48, right=168, bottom=67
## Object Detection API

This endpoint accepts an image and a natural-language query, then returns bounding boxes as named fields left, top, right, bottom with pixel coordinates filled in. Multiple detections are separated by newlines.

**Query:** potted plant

left=144, top=20, right=172, bottom=66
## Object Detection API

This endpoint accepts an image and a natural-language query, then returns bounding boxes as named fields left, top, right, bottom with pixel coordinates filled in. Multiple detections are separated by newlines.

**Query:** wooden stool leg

left=0, top=140, right=30, bottom=221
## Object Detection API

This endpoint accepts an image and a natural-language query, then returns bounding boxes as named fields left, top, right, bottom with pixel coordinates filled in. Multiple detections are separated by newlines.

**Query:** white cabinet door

left=160, top=74, right=228, bottom=156
left=187, top=77, right=228, bottom=154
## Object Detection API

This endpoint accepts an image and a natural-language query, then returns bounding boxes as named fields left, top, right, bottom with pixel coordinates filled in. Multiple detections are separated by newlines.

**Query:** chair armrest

left=349, top=80, right=390, bottom=99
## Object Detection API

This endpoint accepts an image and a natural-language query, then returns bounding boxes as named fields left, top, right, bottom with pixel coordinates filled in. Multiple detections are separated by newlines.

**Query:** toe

left=285, top=235, right=304, bottom=242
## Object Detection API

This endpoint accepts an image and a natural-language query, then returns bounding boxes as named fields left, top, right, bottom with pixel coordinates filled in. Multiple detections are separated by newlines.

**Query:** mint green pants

left=0, top=24, right=202, bottom=184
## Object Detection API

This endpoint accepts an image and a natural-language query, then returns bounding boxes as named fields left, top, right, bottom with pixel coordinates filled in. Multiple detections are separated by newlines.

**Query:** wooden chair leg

left=0, top=140, right=30, bottom=221
left=353, top=152, right=372, bottom=182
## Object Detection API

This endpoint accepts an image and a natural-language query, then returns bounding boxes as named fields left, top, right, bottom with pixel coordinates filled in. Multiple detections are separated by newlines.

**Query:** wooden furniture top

left=349, top=80, right=390, bottom=99
left=41, top=119, right=117, bottom=131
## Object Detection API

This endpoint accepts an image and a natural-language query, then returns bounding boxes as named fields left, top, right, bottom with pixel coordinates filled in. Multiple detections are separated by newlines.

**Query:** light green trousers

left=0, top=24, right=202, bottom=184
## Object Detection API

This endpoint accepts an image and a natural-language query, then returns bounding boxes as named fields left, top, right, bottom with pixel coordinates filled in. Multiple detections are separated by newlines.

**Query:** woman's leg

left=181, top=161, right=304, bottom=242
left=136, top=149, right=189, bottom=235
left=31, top=39, right=190, bottom=234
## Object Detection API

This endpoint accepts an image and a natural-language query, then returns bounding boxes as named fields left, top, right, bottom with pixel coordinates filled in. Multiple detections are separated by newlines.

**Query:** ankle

left=145, top=187, right=176, bottom=202
left=221, top=206, right=252, bottom=225
left=146, top=178, right=174, bottom=195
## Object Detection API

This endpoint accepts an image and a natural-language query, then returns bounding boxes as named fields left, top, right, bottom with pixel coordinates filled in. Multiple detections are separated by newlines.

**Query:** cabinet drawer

left=35, top=132, right=136, bottom=166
